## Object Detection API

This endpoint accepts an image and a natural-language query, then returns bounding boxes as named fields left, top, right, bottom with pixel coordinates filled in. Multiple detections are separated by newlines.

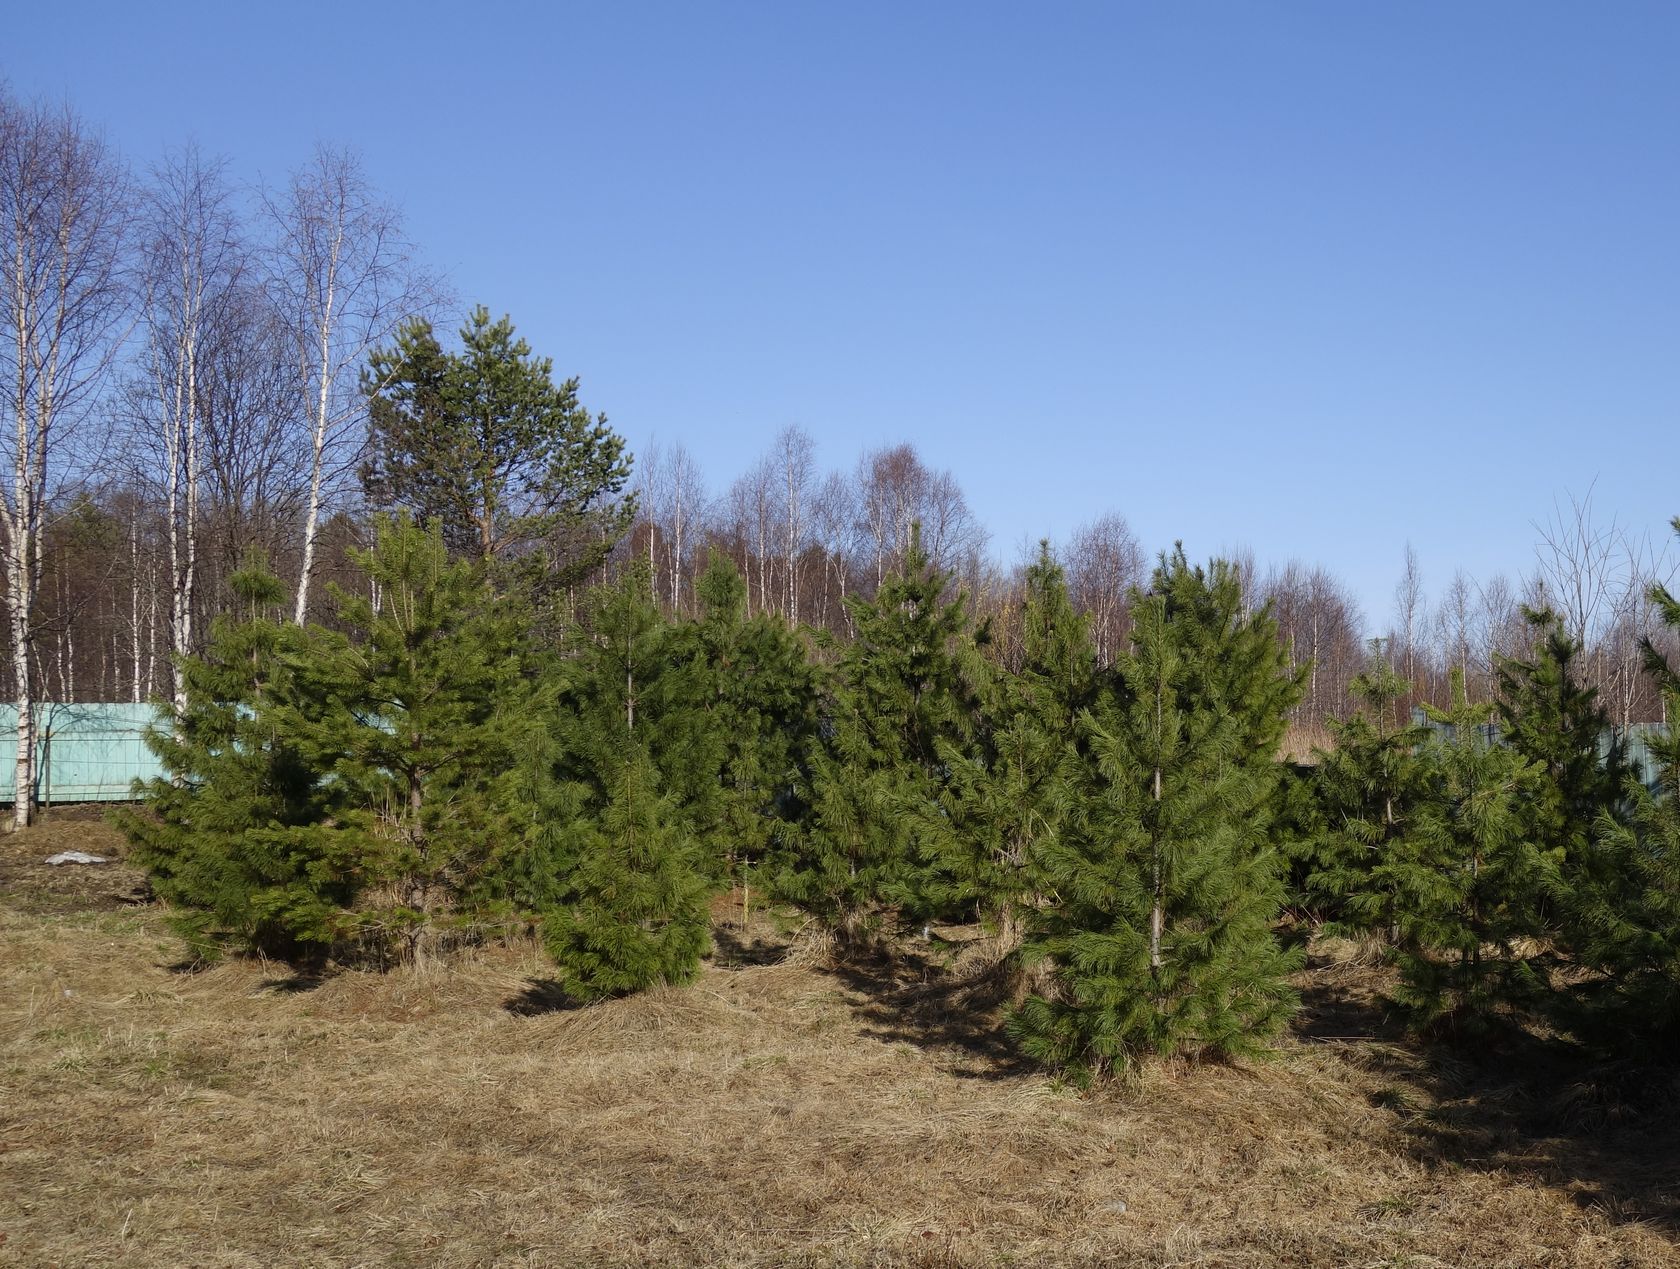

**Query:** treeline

left=5, top=82, right=1675, bottom=836
left=125, top=508, right=1680, bottom=1076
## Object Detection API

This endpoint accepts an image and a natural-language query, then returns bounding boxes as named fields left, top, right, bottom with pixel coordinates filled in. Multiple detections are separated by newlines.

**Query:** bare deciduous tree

left=262, top=146, right=425, bottom=623
left=774, top=426, right=815, bottom=622
left=136, top=145, right=243, bottom=721
left=1065, top=512, right=1143, bottom=668
left=0, top=91, right=129, bottom=827
left=1392, top=543, right=1428, bottom=700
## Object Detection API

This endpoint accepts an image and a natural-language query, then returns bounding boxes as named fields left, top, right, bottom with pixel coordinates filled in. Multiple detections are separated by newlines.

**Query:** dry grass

left=2, top=816, right=1678, bottom=1266
left=1279, top=723, right=1334, bottom=766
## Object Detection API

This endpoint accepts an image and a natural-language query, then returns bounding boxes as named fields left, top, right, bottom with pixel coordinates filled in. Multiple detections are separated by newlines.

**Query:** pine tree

left=362, top=305, right=633, bottom=581
left=1567, top=526, right=1680, bottom=1056
left=512, top=559, right=717, bottom=997
left=118, top=556, right=350, bottom=964
left=1384, top=671, right=1550, bottom=1035
left=550, top=559, right=725, bottom=853
left=1495, top=607, right=1626, bottom=879
left=664, top=552, right=823, bottom=925
left=1299, top=648, right=1431, bottom=933
left=294, top=514, right=543, bottom=962
left=542, top=743, right=712, bottom=1001
left=1011, top=551, right=1304, bottom=1079
left=919, top=542, right=1094, bottom=958
left=778, top=525, right=977, bottom=936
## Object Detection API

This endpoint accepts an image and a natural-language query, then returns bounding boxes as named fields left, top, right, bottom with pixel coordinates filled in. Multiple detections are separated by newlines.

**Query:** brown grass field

left=2, top=812, right=1678, bottom=1267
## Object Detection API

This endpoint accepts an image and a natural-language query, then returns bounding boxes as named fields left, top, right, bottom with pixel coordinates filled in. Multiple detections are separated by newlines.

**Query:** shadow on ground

left=1295, top=953, right=1680, bottom=1236
left=503, top=977, right=579, bottom=1015
left=710, top=922, right=790, bottom=967
left=822, top=939, right=1038, bottom=1082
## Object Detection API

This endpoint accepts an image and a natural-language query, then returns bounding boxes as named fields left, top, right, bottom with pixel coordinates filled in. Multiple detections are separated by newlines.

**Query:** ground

left=2, top=813, right=1678, bottom=1267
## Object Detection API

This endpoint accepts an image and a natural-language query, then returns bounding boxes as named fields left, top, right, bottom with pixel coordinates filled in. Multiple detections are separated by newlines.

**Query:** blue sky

left=11, top=2, right=1679, bottom=630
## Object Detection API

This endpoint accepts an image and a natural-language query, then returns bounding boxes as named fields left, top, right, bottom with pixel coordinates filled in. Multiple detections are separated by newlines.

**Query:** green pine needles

left=541, top=744, right=712, bottom=1001
left=125, top=498, right=1680, bottom=1071
left=1387, top=672, right=1549, bottom=1035
left=119, top=556, right=349, bottom=965
left=779, top=525, right=979, bottom=936
left=1565, top=521, right=1680, bottom=1055
left=1011, top=550, right=1305, bottom=1080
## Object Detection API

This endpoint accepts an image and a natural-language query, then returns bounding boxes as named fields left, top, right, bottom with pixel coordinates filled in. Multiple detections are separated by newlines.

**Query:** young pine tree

left=664, top=552, right=823, bottom=926
left=542, top=743, right=713, bottom=1001
left=779, top=525, right=978, bottom=937
left=1012, top=551, right=1304, bottom=1079
left=120, top=557, right=350, bottom=964
left=919, top=542, right=1095, bottom=961
left=1567, top=529, right=1680, bottom=1056
left=295, top=514, right=542, bottom=962
left=1385, top=671, right=1550, bottom=1035
left=1299, top=648, right=1432, bottom=934
left=1495, top=607, right=1627, bottom=881
left=548, top=560, right=725, bottom=859
left=534, top=562, right=714, bottom=998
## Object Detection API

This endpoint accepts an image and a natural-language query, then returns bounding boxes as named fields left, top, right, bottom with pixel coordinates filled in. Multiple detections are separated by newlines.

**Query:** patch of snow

left=44, top=851, right=110, bottom=866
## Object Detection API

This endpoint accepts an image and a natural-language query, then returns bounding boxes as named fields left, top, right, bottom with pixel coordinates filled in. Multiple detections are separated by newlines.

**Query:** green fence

left=0, top=703, right=165, bottom=804
left=1411, top=708, right=1670, bottom=794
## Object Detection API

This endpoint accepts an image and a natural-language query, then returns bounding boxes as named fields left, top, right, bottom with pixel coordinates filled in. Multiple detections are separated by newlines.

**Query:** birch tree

left=263, top=146, right=422, bottom=623
left=773, top=426, right=814, bottom=622
left=1065, top=512, right=1144, bottom=668
left=0, top=91, right=129, bottom=828
left=137, top=146, right=243, bottom=720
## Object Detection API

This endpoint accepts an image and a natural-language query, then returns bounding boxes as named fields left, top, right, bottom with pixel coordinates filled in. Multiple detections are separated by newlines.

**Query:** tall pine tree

left=1012, top=551, right=1304, bottom=1079
left=778, top=525, right=978, bottom=937
left=919, top=542, right=1094, bottom=960
left=363, top=305, right=633, bottom=582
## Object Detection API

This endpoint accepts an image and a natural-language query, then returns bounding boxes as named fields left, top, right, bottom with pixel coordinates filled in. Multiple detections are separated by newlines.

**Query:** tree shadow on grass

left=821, top=939, right=1038, bottom=1082
left=1390, top=1033, right=1679, bottom=1236
left=709, top=922, right=793, bottom=967
left=259, top=970, right=328, bottom=994
left=1296, top=956, right=1680, bottom=1238
left=503, top=977, right=580, bottom=1016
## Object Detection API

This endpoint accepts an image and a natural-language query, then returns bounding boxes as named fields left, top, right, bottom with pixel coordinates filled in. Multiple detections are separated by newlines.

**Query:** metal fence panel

left=0, top=703, right=166, bottom=804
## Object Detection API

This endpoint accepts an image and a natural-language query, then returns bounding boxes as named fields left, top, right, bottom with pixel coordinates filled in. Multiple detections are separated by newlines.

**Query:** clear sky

left=10, top=2, right=1678, bottom=630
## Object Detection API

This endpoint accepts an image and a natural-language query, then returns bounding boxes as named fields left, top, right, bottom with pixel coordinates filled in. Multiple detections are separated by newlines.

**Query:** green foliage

left=1011, top=550, right=1305, bottom=1079
left=1384, top=672, right=1550, bottom=1035
left=664, top=553, right=824, bottom=899
left=1298, top=648, right=1432, bottom=931
left=542, top=743, right=712, bottom=1001
left=918, top=542, right=1093, bottom=951
left=117, top=556, right=350, bottom=964
left=779, top=526, right=979, bottom=934
left=546, top=560, right=726, bottom=859
left=363, top=305, right=632, bottom=582
left=293, top=514, right=544, bottom=959
left=124, top=520, right=545, bottom=966
left=1495, top=607, right=1626, bottom=878
left=1566, top=524, right=1680, bottom=1056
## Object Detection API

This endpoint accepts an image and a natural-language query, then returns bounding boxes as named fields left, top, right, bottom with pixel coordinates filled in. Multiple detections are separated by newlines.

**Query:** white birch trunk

left=293, top=223, right=341, bottom=625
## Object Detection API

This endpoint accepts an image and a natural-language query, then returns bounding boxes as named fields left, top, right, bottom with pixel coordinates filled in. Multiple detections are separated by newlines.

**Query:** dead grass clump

left=0, top=807, right=147, bottom=915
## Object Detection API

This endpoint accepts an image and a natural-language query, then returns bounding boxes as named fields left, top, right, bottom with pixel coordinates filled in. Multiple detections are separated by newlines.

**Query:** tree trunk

left=293, top=231, right=341, bottom=625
